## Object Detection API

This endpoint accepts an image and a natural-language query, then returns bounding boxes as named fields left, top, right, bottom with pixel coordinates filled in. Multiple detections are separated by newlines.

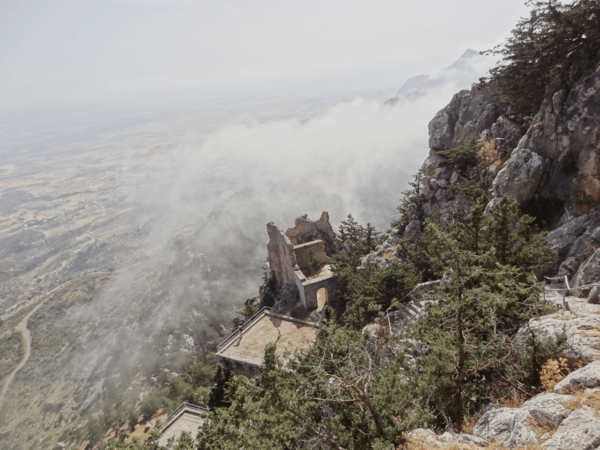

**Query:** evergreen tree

left=199, top=323, right=428, bottom=449
left=414, top=196, right=554, bottom=430
left=485, top=0, right=600, bottom=118
left=207, top=365, right=231, bottom=409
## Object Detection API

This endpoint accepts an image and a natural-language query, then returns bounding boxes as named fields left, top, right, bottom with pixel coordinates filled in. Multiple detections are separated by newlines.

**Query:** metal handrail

left=216, top=306, right=271, bottom=351
left=160, top=402, right=209, bottom=431
left=542, top=276, right=600, bottom=312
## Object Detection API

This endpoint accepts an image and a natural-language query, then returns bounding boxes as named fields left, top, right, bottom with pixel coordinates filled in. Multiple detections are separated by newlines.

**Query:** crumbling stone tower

left=260, top=212, right=337, bottom=316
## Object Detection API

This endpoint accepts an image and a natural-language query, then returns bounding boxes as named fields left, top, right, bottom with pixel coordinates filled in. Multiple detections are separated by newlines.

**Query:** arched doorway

left=317, top=287, right=328, bottom=312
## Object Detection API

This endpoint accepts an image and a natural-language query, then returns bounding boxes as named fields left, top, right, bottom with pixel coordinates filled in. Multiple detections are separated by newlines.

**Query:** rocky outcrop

left=468, top=300, right=600, bottom=448
left=517, top=296, right=600, bottom=363
left=489, top=67, right=600, bottom=223
left=545, top=208, right=600, bottom=278
left=472, top=388, right=600, bottom=450
left=407, top=428, right=489, bottom=448
left=385, top=67, right=600, bottom=283
left=491, top=147, right=548, bottom=206
left=473, top=407, right=537, bottom=448
left=428, top=84, right=506, bottom=152
left=541, top=406, right=600, bottom=450
left=362, top=83, right=523, bottom=268
left=554, top=360, right=600, bottom=394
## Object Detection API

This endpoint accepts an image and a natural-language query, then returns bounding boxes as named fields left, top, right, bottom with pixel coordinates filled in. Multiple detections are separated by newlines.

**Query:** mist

left=0, top=0, right=529, bottom=115
left=0, top=1, right=534, bottom=444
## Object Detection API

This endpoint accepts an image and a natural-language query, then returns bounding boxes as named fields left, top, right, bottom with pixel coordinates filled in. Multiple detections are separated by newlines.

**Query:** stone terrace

left=216, top=309, right=318, bottom=376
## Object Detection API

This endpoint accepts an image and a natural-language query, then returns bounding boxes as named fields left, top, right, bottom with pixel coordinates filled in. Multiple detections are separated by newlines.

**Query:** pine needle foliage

left=484, top=0, right=600, bottom=119
left=413, top=196, right=555, bottom=431
left=332, top=215, right=418, bottom=329
left=198, top=323, right=428, bottom=450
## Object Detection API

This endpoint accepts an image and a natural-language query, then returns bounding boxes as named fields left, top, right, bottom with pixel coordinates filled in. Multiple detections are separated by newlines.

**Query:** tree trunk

left=455, top=292, right=465, bottom=432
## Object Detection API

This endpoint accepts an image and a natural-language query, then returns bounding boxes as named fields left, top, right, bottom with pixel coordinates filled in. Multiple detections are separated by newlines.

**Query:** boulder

left=473, top=408, right=537, bottom=448
left=428, top=86, right=501, bottom=152
left=491, top=146, right=548, bottom=204
left=407, top=428, right=435, bottom=439
left=554, top=360, right=600, bottom=394
left=572, top=248, right=600, bottom=296
left=517, top=298, right=600, bottom=363
left=411, top=430, right=488, bottom=448
left=521, top=392, right=574, bottom=428
left=404, top=220, right=421, bottom=239
left=541, top=406, right=600, bottom=450
left=588, top=286, right=600, bottom=304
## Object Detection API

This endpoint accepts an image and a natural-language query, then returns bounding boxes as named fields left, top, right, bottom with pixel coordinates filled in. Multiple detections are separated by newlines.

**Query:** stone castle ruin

left=260, top=212, right=338, bottom=317
left=216, top=212, right=338, bottom=376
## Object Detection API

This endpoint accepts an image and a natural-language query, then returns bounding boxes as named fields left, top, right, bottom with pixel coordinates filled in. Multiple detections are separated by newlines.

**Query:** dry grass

left=462, top=413, right=482, bottom=435
left=560, top=389, right=600, bottom=415
left=577, top=325, right=600, bottom=331
left=401, top=437, right=544, bottom=450
left=524, top=416, right=555, bottom=439
left=540, top=357, right=570, bottom=392
left=500, top=392, right=529, bottom=409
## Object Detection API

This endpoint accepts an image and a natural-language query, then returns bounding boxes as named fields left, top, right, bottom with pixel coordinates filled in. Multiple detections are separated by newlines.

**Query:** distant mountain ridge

left=389, top=49, right=494, bottom=102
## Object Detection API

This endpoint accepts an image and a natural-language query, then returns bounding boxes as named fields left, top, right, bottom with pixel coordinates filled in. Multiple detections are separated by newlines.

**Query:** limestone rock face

left=521, top=392, right=574, bottom=428
left=428, top=85, right=502, bottom=152
left=572, top=247, right=600, bottom=294
left=370, top=68, right=600, bottom=278
left=554, top=360, right=600, bottom=394
left=541, top=406, right=600, bottom=450
left=488, top=67, right=600, bottom=220
left=517, top=298, right=600, bottom=363
left=473, top=408, right=537, bottom=448
left=492, top=147, right=548, bottom=204
left=545, top=208, right=600, bottom=277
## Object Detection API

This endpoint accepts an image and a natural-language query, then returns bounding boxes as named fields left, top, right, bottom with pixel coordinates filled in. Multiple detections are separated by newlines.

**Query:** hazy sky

left=1, top=0, right=529, bottom=113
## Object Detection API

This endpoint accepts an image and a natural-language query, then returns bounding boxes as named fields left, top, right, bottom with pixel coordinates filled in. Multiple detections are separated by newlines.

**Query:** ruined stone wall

left=216, top=355, right=260, bottom=378
left=286, top=212, right=336, bottom=255
left=266, top=222, right=298, bottom=285
left=303, top=276, right=338, bottom=310
left=293, top=240, right=330, bottom=272
left=265, top=222, right=305, bottom=307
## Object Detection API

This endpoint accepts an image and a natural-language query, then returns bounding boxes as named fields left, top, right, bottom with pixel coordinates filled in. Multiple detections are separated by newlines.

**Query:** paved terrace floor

left=158, top=405, right=207, bottom=447
left=217, top=311, right=318, bottom=366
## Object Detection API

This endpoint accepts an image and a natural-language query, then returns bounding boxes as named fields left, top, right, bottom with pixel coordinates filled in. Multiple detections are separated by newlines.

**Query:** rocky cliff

left=370, top=66, right=600, bottom=294
left=384, top=65, right=600, bottom=450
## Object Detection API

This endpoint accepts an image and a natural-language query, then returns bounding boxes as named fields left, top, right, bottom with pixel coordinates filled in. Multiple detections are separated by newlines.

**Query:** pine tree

left=485, top=0, right=600, bottom=119
left=199, top=325, right=428, bottom=449
left=414, top=197, right=554, bottom=430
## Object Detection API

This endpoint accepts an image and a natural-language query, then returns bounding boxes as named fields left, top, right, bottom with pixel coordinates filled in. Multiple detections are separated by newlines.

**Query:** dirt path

left=0, top=272, right=110, bottom=414
left=0, top=297, right=49, bottom=412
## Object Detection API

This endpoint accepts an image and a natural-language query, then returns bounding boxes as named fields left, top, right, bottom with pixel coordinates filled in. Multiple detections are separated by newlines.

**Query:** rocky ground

left=402, top=294, right=600, bottom=450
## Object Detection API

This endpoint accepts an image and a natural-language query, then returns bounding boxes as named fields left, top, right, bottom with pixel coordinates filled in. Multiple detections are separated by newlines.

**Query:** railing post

left=563, top=275, right=570, bottom=312
left=543, top=283, right=546, bottom=304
